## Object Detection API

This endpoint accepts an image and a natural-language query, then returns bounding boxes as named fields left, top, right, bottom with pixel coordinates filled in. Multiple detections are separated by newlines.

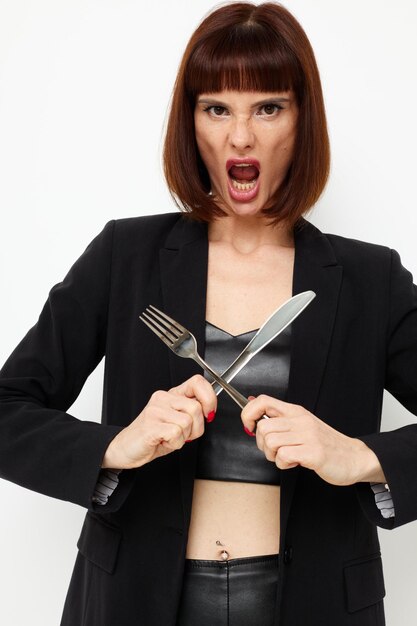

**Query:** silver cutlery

left=140, top=305, right=257, bottom=415
left=211, top=290, right=315, bottom=395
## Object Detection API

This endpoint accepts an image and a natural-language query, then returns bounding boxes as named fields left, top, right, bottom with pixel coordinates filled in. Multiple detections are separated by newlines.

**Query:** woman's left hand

left=241, top=396, right=384, bottom=487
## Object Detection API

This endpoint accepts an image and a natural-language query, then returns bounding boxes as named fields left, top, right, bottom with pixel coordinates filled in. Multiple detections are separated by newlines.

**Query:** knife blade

left=211, top=290, right=315, bottom=395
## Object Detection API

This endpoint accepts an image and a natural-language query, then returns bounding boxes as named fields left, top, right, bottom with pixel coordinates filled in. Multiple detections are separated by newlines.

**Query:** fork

left=139, top=304, right=269, bottom=424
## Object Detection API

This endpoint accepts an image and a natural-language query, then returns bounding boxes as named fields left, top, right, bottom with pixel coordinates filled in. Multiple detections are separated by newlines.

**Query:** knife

left=211, top=290, right=315, bottom=395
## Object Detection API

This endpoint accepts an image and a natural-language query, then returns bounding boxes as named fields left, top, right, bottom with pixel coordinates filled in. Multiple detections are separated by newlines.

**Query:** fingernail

left=185, top=439, right=192, bottom=443
left=206, top=410, right=216, bottom=422
left=244, top=426, right=256, bottom=437
left=248, top=395, right=256, bottom=401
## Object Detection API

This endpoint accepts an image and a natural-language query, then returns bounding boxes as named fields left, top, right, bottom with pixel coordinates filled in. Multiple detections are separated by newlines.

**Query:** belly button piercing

left=216, top=540, right=229, bottom=560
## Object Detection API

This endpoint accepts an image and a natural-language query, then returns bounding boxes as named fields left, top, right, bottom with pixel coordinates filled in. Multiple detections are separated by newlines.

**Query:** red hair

left=163, top=2, right=330, bottom=227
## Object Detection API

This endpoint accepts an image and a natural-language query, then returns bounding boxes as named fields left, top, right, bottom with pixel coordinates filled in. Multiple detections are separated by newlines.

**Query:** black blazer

left=1, top=213, right=417, bottom=626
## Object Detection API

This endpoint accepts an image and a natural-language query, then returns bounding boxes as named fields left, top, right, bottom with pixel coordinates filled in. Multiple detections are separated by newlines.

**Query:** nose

left=228, top=116, right=255, bottom=151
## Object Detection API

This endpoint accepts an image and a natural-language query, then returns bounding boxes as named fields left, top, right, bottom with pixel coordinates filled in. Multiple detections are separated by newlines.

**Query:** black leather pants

left=176, top=553, right=280, bottom=626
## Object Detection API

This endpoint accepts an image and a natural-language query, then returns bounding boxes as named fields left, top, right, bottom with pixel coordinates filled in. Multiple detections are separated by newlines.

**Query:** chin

left=227, top=200, right=266, bottom=218
left=213, top=189, right=267, bottom=218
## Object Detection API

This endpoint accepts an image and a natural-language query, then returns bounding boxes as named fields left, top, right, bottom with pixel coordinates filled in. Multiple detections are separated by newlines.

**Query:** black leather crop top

left=195, top=321, right=291, bottom=485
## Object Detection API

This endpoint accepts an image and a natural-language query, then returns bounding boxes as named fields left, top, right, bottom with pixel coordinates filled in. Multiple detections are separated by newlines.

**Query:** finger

left=150, top=418, right=190, bottom=452
left=171, top=374, right=217, bottom=421
left=260, top=431, right=303, bottom=462
left=252, top=416, right=293, bottom=450
left=274, top=444, right=307, bottom=470
left=276, top=442, right=324, bottom=472
left=140, top=403, right=193, bottom=445
left=241, top=395, right=301, bottom=434
left=165, top=397, right=205, bottom=440
left=142, top=391, right=205, bottom=443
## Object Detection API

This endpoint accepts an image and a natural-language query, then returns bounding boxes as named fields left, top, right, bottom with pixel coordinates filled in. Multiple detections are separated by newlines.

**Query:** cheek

left=195, top=126, right=211, bottom=159
left=195, top=136, right=210, bottom=163
left=285, top=123, right=298, bottom=154
left=263, top=131, right=297, bottom=186
left=281, top=141, right=294, bottom=156
left=195, top=135, right=222, bottom=178
left=195, top=117, right=225, bottom=160
left=274, top=128, right=297, bottom=161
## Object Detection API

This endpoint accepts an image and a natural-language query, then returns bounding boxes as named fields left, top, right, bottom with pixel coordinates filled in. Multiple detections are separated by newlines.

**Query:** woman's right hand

left=101, top=374, right=217, bottom=470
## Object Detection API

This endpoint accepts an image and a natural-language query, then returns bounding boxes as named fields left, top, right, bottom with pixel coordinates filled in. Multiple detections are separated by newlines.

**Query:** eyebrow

left=197, top=96, right=291, bottom=107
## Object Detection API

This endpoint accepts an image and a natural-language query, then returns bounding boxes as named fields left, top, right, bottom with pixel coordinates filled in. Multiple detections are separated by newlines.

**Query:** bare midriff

left=185, top=479, right=280, bottom=559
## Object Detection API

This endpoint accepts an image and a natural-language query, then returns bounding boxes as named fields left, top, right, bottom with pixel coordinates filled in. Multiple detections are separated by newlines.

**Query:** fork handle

left=191, top=354, right=269, bottom=429
left=192, top=354, right=248, bottom=408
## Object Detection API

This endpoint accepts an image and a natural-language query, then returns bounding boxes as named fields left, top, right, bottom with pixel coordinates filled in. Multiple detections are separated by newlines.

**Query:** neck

left=208, top=215, right=294, bottom=254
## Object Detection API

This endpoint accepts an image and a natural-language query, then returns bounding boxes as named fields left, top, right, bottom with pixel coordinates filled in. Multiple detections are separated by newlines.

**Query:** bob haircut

left=163, top=2, right=330, bottom=227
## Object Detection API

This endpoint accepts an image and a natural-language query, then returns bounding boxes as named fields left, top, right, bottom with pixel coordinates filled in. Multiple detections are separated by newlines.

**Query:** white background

left=0, top=1, right=416, bottom=624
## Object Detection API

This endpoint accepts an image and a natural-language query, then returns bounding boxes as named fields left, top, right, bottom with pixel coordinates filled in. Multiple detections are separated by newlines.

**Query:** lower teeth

left=231, top=179, right=257, bottom=191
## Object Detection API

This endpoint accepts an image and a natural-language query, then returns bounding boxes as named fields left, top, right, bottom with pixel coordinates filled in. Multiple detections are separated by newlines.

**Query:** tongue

left=229, top=165, right=259, bottom=181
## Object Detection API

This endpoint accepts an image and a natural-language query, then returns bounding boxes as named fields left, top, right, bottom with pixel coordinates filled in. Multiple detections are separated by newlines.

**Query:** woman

left=0, top=3, right=416, bottom=625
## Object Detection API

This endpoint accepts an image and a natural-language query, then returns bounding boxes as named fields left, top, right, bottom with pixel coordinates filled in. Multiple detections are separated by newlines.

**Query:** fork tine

left=144, top=308, right=181, bottom=341
left=148, top=304, right=185, bottom=334
left=139, top=315, right=175, bottom=348
left=140, top=306, right=257, bottom=416
left=142, top=311, right=179, bottom=344
left=146, top=306, right=183, bottom=339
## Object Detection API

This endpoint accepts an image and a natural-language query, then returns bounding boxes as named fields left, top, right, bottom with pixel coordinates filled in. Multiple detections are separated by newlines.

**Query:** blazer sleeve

left=0, top=221, right=134, bottom=512
left=356, top=248, right=417, bottom=529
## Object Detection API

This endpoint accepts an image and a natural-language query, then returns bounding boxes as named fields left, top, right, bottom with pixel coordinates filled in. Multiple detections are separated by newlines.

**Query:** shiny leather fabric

left=195, top=322, right=291, bottom=485
left=176, top=554, right=280, bottom=626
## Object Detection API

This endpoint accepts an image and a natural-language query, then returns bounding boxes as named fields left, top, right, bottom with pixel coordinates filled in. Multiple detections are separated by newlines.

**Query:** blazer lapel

left=288, top=219, right=343, bottom=411
left=159, top=217, right=209, bottom=523
left=280, top=219, right=343, bottom=546
left=159, top=218, right=209, bottom=387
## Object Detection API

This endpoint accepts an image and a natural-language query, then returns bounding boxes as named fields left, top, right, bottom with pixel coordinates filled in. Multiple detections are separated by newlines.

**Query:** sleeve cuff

left=370, top=482, right=395, bottom=519
left=92, top=468, right=122, bottom=505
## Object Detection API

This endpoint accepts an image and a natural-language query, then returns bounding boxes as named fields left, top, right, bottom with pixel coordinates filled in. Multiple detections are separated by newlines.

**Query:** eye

left=203, top=105, right=229, bottom=117
left=258, top=103, right=284, bottom=116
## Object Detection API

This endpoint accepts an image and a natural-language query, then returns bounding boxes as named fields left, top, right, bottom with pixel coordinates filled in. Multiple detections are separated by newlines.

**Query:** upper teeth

left=235, top=163, right=251, bottom=167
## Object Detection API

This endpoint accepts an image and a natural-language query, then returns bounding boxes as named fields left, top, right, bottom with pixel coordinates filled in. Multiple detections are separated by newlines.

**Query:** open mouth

left=225, top=159, right=261, bottom=201
left=227, top=163, right=260, bottom=191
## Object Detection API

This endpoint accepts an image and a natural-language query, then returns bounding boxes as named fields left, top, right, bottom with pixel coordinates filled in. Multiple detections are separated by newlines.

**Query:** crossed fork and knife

left=139, top=290, right=315, bottom=428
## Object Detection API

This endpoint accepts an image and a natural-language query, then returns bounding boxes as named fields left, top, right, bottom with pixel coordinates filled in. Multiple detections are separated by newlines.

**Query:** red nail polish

left=244, top=426, right=256, bottom=437
left=206, top=410, right=216, bottom=422
left=185, top=439, right=192, bottom=443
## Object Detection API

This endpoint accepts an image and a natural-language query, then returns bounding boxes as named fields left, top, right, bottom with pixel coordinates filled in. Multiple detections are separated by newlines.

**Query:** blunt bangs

left=185, top=24, right=303, bottom=100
